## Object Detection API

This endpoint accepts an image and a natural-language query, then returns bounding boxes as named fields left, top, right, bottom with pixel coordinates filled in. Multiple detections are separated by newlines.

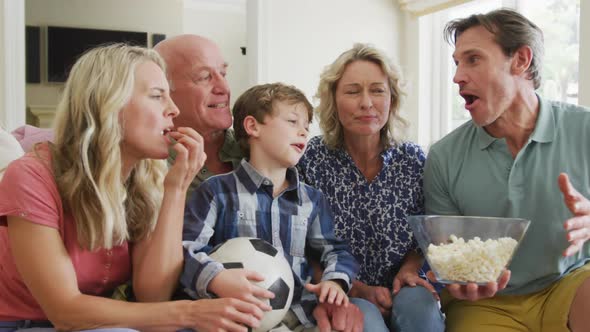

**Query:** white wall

left=580, top=0, right=590, bottom=108
left=248, top=0, right=407, bottom=139
left=0, top=0, right=26, bottom=131
left=401, top=12, right=421, bottom=145
left=183, top=0, right=248, bottom=106
left=25, top=0, right=184, bottom=110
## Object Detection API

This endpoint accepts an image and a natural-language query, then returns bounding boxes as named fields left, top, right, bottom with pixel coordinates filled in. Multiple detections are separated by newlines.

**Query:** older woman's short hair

left=315, top=43, right=407, bottom=150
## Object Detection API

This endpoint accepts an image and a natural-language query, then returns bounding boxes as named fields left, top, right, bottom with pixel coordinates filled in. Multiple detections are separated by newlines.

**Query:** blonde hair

left=51, top=43, right=167, bottom=250
left=315, top=43, right=407, bottom=150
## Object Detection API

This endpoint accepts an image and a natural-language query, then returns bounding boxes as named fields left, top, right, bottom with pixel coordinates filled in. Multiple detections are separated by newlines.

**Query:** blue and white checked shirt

left=181, top=159, right=359, bottom=326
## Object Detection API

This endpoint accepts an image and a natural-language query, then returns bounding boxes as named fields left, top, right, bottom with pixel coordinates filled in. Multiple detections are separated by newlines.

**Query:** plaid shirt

left=181, top=159, right=358, bottom=326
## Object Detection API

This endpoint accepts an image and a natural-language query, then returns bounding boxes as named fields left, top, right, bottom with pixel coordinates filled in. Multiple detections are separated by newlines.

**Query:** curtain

left=398, top=0, right=474, bottom=16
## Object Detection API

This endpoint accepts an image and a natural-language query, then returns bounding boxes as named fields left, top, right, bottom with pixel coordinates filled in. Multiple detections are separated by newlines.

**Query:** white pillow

left=0, top=128, right=24, bottom=180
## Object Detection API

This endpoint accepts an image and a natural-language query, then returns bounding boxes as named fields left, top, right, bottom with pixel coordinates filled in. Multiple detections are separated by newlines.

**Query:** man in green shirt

left=424, top=9, right=590, bottom=332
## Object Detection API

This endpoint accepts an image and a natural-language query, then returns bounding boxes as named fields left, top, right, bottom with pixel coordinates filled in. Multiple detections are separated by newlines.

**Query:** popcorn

left=427, top=235, right=517, bottom=283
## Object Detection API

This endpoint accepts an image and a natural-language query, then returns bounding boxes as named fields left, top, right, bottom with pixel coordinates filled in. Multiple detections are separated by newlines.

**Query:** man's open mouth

left=461, top=93, right=479, bottom=107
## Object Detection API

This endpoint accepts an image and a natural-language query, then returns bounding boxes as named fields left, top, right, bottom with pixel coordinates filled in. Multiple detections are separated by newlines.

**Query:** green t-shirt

left=113, top=130, right=243, bottom=301
left=424, top=95, right=590, bottom=295
left=180, top=129, right=243, bottom=201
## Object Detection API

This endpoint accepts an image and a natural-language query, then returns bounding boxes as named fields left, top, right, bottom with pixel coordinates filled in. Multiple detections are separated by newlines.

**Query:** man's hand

left=305, top=280, right=348, bottom=306
left=558, top=173, right=590, bottom=257
left=313, top=302, right=363, bottom=332
left=188, top=297, right=264, bottom=331
left=427, top=270, right=510, bottom=302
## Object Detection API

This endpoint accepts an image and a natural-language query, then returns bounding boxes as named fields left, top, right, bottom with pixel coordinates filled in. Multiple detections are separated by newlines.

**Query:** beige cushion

left=0, top=128, right=24, bottom=180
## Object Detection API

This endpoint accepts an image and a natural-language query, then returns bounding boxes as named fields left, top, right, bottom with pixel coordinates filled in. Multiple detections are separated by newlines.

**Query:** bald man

left=155, top=35, right=242, bottom=199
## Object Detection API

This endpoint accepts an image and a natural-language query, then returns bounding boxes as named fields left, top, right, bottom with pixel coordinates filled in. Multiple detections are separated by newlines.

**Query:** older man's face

left=170, top=41, right=232, bottom=137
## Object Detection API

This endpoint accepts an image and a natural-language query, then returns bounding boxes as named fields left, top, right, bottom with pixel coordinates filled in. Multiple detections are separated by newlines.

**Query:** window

left=417, top=0, right=582, bottom=147
left=519, top=0, right=580, bottom=104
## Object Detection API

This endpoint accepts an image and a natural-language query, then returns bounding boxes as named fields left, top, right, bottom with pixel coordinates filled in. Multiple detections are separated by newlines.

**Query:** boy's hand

left=305, top=280, right=349, bottom=307
left=208, top=269, right=275, bottom=311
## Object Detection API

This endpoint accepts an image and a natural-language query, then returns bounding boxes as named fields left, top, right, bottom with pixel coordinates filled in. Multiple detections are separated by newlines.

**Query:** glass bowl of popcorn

left=408, top=215, right=530, bottom=285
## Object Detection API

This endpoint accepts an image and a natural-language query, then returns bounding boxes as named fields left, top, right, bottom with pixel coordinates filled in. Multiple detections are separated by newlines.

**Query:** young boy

left=181, top=83, right=359, bottom=330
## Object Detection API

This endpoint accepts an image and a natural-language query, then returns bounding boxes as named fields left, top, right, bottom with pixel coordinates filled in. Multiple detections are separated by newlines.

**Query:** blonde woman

left=0, top=44, right=264, bottom=332
left=297, top=43, right=444, bottom=332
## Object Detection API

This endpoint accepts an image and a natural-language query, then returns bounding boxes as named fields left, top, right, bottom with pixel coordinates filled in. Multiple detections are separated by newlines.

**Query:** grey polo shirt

left=424, top=95, right=590, bottom=295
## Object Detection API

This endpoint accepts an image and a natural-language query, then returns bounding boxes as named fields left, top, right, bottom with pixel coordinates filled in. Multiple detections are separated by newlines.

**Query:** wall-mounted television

left=47, top=26, right=148, bottom=82
left=26, top=26, right=41, bottom=84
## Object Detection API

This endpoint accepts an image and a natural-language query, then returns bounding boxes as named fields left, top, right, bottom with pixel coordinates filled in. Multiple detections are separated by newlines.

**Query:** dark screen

left=47, top=26, right=147, bottom=82
left=26, top=26, right=41, bottom=83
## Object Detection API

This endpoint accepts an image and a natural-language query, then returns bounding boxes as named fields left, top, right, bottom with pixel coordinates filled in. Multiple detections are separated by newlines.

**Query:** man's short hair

left=444, top=8, right=544, bottom=89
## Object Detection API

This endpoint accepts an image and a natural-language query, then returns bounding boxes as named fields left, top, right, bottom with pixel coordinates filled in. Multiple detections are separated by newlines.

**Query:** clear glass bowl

left=408, top=215, right=530, bottom=285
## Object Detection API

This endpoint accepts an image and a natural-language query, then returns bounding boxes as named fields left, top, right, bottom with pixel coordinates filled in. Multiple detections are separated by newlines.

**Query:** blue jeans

left=349, top=297, right=389, bottom=332
left=16, top=330, right=137, bottom=332
left=19, top=330, right=137, bottom=332
left=391, top=286, right=445, bottom=332
left=0, top=325, right=138, bottom=332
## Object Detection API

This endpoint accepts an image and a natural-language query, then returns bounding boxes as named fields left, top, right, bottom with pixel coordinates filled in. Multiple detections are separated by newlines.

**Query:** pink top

left=0, top=144, right=131, bottom=320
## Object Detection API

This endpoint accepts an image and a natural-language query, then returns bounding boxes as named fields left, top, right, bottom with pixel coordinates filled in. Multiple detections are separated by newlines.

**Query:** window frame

left=414, top=0, right=587, bottom=148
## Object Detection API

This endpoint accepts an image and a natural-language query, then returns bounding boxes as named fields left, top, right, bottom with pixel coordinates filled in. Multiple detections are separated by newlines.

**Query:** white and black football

left=209, top=237, right=295, bottom=332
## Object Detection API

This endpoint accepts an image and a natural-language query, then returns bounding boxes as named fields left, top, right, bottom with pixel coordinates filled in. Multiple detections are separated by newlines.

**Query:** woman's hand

left=133, top=127, right=206, bottom=301
left=391, top=251, right=439, bottom=300
left=393, top=267, right=439, bottom=300
left=164, top=127, right=207, bottom=191
left=185, top=298, right=265, bottom=332
left=349, top=280, right=392, bottom=316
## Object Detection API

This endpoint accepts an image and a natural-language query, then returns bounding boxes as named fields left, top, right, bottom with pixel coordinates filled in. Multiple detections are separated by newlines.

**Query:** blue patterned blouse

left=297, top=136, right=426, bottom=288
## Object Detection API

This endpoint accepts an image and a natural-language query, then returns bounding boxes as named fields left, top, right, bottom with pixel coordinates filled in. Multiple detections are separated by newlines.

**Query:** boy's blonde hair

left=232, top=82, right=312, bottom=156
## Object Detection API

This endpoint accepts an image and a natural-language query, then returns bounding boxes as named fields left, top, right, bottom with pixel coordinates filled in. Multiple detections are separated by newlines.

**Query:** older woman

left=298, top=43, right=444, bottom=332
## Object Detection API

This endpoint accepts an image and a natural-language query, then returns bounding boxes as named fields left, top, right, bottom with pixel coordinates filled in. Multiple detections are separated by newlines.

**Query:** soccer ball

left=209, top=237, right=295, bottom=332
